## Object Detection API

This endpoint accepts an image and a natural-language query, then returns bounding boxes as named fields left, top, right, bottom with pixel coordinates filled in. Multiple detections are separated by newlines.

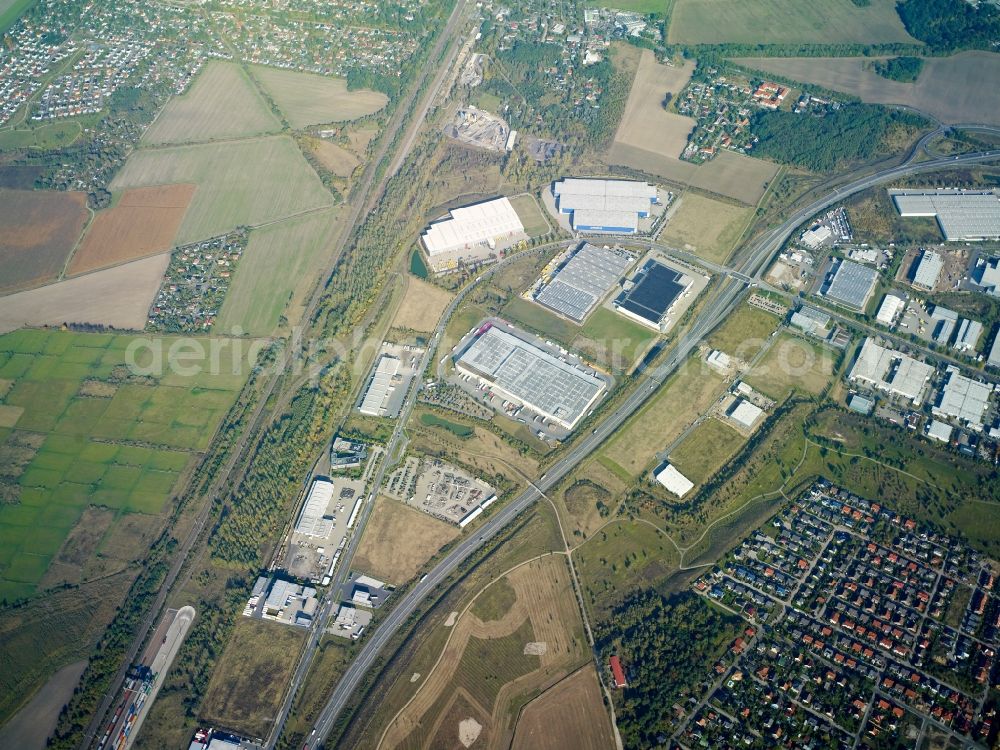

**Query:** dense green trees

left=897, top=0, right=1000, bottom=52
left=873, top=55, right=924, bottom=82
left=595, top=589, right=743, bottom=749
left=751, top=104, right=927, bottom=172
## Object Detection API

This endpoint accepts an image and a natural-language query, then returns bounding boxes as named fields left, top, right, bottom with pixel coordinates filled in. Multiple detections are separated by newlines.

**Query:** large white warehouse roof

left=655, top=463, right=694, bottom=498
left=553, top=178, right=656, bottom=233
left=421, top=197, right=525, bottom=257
left=849, top=337, right=933, bottom=405
left=891, top=190, right=1000, bottom=241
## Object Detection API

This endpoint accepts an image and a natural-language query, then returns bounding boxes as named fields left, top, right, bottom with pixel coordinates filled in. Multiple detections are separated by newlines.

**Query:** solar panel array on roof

left=455, top=326, right=606, bottom=429
left=614, top=260, right=688, bottom=328
left=824, top=259, right=878, bottom=310
left=534, top=243, right=632, bottom=322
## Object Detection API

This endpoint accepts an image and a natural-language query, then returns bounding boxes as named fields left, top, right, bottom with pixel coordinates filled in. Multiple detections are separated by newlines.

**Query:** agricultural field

left=352, top=496, right=459, bottom=585
left=213, top=207, right=342, bottom=336
left=742, top=331, right=838, bottom=402
left=308, top=138, right=362, bottom=177
left=608, top=50, right=777, bottom=205
left=142, top=61, right=281, bottom=145
left=0, top=189, right=89, bottom=294
left=574, top=520, right=680, bottom=619
left=510, top=666, right=615, bottom=750
left=379, top=555, right=588, bottom=749
left=668, top=417, right=745, bottom=485
left=0, top=327, right=247, bottom=602
left=614, top=51, right=696, bottom=163
left=391, top=276, right=454, bottom=334
left=509, top=193, right=551, bottom=237
left=110, top=135, right=333, bottom=245
left=0, top=253, right=168, bottom=334
left=67, top=184, right=195, bottom=275
left=660, top=192, right=753, bottom=264
left=252, top=66, right=388, bottom=129
left=732, top=51, right=1000, bottom=127
left=601, top=356, right=726, bottom=477
left=704, top=303, right=780, bottom=361
left=667, top=0, right=917, bottom=45
left=199, top=618, right=306, bottom=739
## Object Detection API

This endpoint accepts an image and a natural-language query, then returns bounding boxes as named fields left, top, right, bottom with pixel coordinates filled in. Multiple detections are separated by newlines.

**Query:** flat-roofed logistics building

left=875, top=294, right=906, bottom=327
left=655, top=463, right=694, bottom=498
left=912, top=249, right=944, bottom=290
left=823, top=258, right=878, bottom=311
left=933, top=366, right=992, bottom=427
left=613, top=259, right=692, bottom=330
left=359, top=355, right=401, bottom=417
left=553, top=178, right=657, bottom=234
left=421, top=197, right=526, bottom=272
left=455, top=323, right=607, bottom=430
left=534, top=243, right=633, bottom=322
left=891, top=189, right=1000, bottom=241
left=849, top=337, right=934, bottom=405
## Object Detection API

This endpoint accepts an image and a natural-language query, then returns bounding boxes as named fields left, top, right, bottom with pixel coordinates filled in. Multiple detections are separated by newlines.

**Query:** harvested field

left=669, top=417, right=745, bottom=485
left=668, top=0, right=916, bottom=45
left=143, top=61, right=281, bottom=145
left=200, top=618, right=306, bottom=739
left=732, top=52, right=1000, bottom=127
left=510, top=666, right=614, bottom=750
left=602, top=357, right=727, bottom=477
left=309, top=138, right=362, bottom=177
left=0, top=659, right=86, bottom=750
left=110, top=136, right=333, bottom=245
left=392, top=277, right=454, bottom=333
left=0, top=190, right=88, bottom=294
left=705, top=303, right=780, bottom=360
left=252, top=66, right=388, bottom=129
left=0, top=253, right=169, bottom=334
left=353, top=496, right=459, bottom=585
left=661, top=192, right=753, bottom=264
left=609, top=50, right=777, bottom=204
left=614, top=51, right=696, bottom=163
left=67, top=184, right=195, bottom=275
left=509, top=193, right=550, bottom=237
left=380, top=555, right=587, bottom=750
left=606, top=142, right=777, bottom=205
left=214, top=207, right=342, bottom=336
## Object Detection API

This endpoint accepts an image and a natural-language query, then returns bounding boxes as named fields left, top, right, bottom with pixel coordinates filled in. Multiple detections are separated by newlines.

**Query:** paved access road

left=305, top=145, right=1000, bottom=749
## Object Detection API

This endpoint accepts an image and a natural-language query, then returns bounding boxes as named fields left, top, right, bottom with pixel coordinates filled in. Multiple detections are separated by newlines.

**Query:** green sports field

left=0, top=328, right=247, bottom=602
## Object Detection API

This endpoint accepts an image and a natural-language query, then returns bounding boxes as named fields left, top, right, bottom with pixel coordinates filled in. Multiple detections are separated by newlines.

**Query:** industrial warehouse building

left=613, top=259, right=692, bottom=330
left=533, top=243, right=634, bottom=322
left=822, top=258, right=878, bottom=311
left=933, top=366, right=992, bottom=427
left=891, top=189, right=1000, bottom=241
left=552, top=178, right=657, bottom=233
left=420, top=197, right=526, bottom=271
left=655, top=463, right=694, bottom=498
left=848, top=337, right=934, bottom=405
left=912, top=249, right=944, bottom=290
left=359, top=355, right=401, bottom=417
left=455, top=324, right=607, bottom=430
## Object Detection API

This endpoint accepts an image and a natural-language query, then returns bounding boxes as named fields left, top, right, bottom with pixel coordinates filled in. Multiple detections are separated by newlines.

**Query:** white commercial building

left=455, top=324, right=607, bottom=430
left=988, top=330, right=1000, bottom=369
left=875, top=294, right=906, bottom=327
left=294, top=479, right=335, bottom=538
left=973, top=256, right=1000, bottom=296
left=800, top=224, right=832, bottom=249
left=912, top=249, right=944, bottom=290
left=421, top=197, right=525, bottom=258
left=953, top=318, right=983, bottom=353
left=729, top=399, right=764, bottom=429
left=553, top=178, right=657, bottom=234
left=848, top=338, right=934, bottom=405
left=359, top=355, right=400, bottom=416
left=933, top=366, right=991, bottom=427
left=655, top=463, right=694, bottom=498
left=891, top=189, right=1000, bottom=241
left=926, top=419, right=953, bottom=443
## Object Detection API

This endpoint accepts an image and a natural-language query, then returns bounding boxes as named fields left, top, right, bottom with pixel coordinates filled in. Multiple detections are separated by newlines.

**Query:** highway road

left=305, top=146, right=1000, bottom=749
